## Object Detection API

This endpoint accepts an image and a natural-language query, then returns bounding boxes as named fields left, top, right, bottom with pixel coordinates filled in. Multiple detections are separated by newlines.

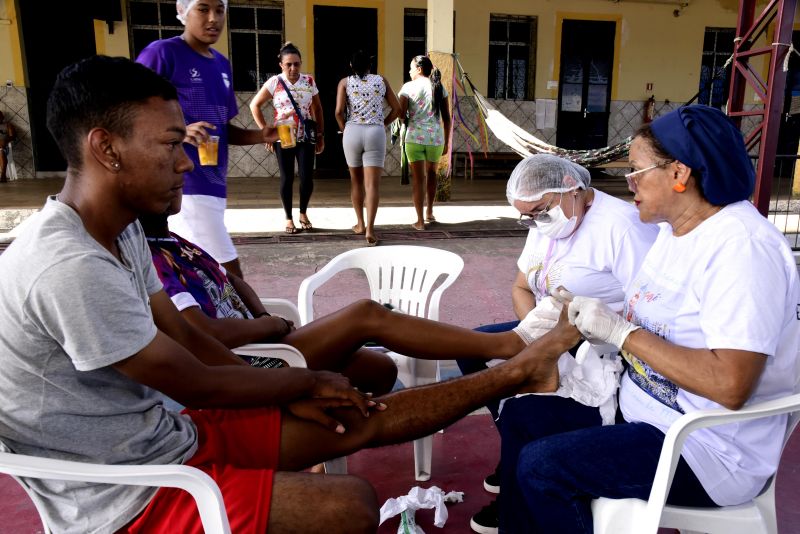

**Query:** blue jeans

left=499, top=395, right=716, bottom=533
left=455, top=320, right=519, bottom=422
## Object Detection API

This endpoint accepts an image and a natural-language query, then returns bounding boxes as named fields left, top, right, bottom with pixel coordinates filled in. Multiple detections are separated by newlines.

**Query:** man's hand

left=567, top=297, right=640, bottom=349
left=184, top=121, right=216, bottom=146
left=262, top=126, right=278, bottom=145
left=257, top=316, right=295, bottom=341
left=310, top=371, right=376, bottom=417
left=287, top=396, right=385, bottom=433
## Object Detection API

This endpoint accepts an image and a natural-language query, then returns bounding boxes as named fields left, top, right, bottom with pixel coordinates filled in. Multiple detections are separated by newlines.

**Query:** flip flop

left=285, top=224, right=298, bottom=234
left=425, top=215, right=436, bottom=223
left=299, top=218, right=313, bottom=231
left=411, top=222, right=425, bottom=231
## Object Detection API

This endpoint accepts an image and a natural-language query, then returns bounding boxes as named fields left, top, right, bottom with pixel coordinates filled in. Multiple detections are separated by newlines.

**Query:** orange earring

left=673, top=182, right=686, bottom=193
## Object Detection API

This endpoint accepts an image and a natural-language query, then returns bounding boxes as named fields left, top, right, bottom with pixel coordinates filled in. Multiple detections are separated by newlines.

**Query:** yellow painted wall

left=0, top=0, right=24, bottom=86
left=450, top=0, right=747, bottom=103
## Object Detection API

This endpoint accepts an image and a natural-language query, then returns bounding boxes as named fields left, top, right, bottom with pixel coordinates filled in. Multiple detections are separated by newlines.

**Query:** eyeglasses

left=517, top=196, right=557, bottom=228
left=624, top=160, right=674, bottom=193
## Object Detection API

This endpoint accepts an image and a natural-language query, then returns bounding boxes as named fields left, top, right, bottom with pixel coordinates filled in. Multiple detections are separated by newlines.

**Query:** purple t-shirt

left=136, top=37, right=238, bottom=198
left=147, top=233, right=252, bottom=320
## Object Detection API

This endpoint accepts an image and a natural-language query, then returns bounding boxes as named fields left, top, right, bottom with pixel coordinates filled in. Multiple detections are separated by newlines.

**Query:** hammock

left=454, top=60, right=631, bottom=167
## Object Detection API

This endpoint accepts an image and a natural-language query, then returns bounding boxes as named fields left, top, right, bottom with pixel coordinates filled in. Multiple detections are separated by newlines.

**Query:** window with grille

left=698, top=27, right=735, bottom=109
left=128, top=0, right=184, bottom=59
left=403, top=9, right=426, bottom=79
left=228, top=2, right=284, bottom=92
left=488, top=14, right=536, bottom=100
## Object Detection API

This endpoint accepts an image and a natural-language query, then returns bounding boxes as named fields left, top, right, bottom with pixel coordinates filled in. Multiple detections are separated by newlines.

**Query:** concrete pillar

left=427, top=0, right=454, bottom=201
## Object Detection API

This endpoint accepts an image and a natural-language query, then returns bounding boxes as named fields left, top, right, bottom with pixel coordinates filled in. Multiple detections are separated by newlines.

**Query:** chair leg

left=324, top=457, right=348, bottom=475
left=413, top=435, right=433, bottom=481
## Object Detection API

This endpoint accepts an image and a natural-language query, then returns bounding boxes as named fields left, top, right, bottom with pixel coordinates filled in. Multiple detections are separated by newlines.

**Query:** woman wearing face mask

left=250, top=42, right=324, bottom=234
left=459, top=153, right=659, bottom=534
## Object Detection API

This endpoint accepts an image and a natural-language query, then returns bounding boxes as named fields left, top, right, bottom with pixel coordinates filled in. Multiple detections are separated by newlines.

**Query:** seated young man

left=0, top=55, right=579, bottom=534
left=140, top=201, right=548, bottom=395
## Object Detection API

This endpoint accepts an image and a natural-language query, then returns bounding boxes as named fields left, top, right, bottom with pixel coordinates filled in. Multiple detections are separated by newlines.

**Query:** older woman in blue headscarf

left=505, top=105, right=800, bottom=533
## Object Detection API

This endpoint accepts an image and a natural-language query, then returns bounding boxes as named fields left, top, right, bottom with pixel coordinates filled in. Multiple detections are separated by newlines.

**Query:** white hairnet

left=506, top=154, right=591, bottom=205
left=176, top=0, right=227, bottom=25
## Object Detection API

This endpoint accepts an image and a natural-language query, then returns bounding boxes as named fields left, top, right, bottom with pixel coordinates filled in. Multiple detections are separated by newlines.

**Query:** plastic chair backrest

left=0, top=439, right=231, bottom=533
left=299, top=245, right=464, bottom=324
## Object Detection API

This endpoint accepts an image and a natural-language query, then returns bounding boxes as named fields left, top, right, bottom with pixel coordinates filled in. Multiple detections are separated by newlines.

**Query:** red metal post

left=727, top=0, right=797, bottom=216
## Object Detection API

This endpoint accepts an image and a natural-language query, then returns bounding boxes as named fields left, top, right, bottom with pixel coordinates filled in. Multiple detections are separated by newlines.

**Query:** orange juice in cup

left=198, top=135, right=219, bottom=166
left=277, top=120, right=296, bottom=148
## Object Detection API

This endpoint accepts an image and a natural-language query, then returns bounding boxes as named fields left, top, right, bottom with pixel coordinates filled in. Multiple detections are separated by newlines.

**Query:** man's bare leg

left=277, top=316, right=577, bottom=471
left=284, top=299, right=526, bottom=368
left=268, top=472, right=379, bottom=534
left=263, top=315, right=577, bottom=532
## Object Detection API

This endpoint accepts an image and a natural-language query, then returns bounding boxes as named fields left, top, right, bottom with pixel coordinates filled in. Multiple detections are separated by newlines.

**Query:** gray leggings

left=342, top=123, right=387, bottom=168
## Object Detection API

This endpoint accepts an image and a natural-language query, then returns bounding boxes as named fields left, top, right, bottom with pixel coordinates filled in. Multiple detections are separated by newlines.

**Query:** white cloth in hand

left=567, top=296, right=640, bottom=349
left=512, top=297, right=562, bottom=345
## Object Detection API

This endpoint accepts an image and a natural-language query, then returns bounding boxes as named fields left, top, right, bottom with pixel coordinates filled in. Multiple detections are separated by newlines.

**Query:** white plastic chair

left=0, top=440, right=231, bottom=534
left=298, top=245, right=465, bottom=481
left=592, top=392, right=800, bottom=534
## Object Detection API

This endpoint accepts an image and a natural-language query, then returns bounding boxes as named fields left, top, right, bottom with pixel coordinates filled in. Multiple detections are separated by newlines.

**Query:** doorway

left=17, top=2, right=104, bottom=172
left=556, top=19, right=616, bottom=150
left=312, top=5, right=378, bottom=176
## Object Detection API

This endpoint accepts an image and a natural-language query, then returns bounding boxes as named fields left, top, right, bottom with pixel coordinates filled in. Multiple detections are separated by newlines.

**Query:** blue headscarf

left=649, top=105, right=754, bottom=205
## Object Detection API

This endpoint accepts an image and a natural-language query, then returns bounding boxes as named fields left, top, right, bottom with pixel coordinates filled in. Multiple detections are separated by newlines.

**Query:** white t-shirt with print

left=517, top=189, right=658, bottom=307
left=619, top=200, right=800, bottom=506
left=399, top=76, right=449, bottom=146
left=264, top=73, right=319, bottom=140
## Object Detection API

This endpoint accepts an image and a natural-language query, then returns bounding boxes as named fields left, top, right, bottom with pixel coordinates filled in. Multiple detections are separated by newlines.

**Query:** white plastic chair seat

left=298, top=245, right=464, bottom=481
left=0, top=441, right=231, bottom=534
left=592, top=392, right=800, bottom=534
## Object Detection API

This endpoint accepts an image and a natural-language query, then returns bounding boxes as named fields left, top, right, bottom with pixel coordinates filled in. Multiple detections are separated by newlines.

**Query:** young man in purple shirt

left=137, top=0, right=269, bottom=279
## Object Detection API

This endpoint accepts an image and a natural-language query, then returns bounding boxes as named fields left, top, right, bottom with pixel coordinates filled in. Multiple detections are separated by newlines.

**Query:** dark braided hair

left=278, top=41, right=302, bottom=61
left=413, top=55, right=443, bottom=118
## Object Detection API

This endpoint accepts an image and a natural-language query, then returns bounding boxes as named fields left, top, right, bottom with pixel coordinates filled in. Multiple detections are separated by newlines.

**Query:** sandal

left=425, top=215, right=436, bottom=223
left=299, top=217, right=313, bottom=231
left=285, top=221, right=298, bottom=234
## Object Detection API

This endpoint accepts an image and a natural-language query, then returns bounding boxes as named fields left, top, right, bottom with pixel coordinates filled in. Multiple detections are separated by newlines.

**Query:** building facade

left=0, top=0, right=780, bottom=179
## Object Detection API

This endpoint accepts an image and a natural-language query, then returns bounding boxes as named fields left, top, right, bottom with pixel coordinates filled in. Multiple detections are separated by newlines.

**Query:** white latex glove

left=512, top=297, right=562, bottom=345
left=567, top=296, right=640, bottom=349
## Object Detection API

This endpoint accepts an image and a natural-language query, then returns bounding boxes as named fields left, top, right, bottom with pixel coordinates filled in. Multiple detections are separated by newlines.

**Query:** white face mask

left=534, top=196, right=578, bottom=240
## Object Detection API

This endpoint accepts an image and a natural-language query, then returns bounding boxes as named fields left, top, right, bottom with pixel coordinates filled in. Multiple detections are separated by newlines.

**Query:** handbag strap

left=277, top=76, right=305, bottom=122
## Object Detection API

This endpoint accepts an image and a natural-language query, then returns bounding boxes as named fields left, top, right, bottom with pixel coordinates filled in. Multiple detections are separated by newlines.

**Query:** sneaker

left=483, top=470, right=500, bottom=494
left=470, top=499, right=499, bottom=534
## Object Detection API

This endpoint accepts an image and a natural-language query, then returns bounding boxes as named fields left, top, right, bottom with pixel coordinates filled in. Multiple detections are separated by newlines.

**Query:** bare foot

left=308, top=463, right=325, bottom=474
left=411, top=221, right=425, bottom=231
left=352, top=224, right=365, bottom=235
left=513, top=309, right=581, bottom=394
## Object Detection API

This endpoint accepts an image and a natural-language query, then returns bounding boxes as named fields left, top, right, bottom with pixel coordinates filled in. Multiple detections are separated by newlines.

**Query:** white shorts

left=342, top=123, right=387, bottom=168
left=168, top=194, right=238, bottom=264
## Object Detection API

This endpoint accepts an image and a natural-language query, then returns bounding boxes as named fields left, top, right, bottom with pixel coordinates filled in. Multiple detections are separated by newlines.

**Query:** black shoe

left=483, top=467, right=500, bottom=494
left=470, top=499, right=499, bottom=534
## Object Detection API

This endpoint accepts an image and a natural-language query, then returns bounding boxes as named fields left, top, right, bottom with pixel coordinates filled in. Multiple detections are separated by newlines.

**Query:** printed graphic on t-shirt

left=623, top=281, right=682, bottom=412
left=149, top=234, right=251, bottom=320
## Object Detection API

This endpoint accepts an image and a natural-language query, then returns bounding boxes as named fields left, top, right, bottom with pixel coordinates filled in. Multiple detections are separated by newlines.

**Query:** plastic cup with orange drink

left=198, top=135, right=220, bottom=166
left=277, top=119, right=296, bottom=148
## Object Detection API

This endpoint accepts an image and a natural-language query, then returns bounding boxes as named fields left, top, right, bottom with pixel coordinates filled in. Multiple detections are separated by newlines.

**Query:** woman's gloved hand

left=567, top=297, right=640, bottom=349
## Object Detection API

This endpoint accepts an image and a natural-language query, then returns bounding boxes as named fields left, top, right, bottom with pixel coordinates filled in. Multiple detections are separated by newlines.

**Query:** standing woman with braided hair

left=398, top=55, right=452, bottom=230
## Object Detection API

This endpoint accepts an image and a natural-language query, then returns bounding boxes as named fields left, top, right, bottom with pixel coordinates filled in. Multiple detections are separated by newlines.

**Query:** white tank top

left=346, top=74, right=386, bottom=126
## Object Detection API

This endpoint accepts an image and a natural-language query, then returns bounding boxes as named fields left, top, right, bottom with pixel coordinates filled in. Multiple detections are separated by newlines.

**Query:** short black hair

left=46, top=55, right=178, bottom=170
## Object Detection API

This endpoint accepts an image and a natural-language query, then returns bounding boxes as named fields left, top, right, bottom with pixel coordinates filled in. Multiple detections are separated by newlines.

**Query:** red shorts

left=120, top=407, right=282, bottom=534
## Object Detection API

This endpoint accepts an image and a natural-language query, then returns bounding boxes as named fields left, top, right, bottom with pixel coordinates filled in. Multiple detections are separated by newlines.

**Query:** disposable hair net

left=176, top=0, right=227, bottom=25
left=506, top=154, right=591, bottom=205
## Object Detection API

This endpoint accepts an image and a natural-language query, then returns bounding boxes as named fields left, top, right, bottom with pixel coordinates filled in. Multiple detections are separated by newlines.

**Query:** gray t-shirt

left=0, top=197, right=197, bottom=533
